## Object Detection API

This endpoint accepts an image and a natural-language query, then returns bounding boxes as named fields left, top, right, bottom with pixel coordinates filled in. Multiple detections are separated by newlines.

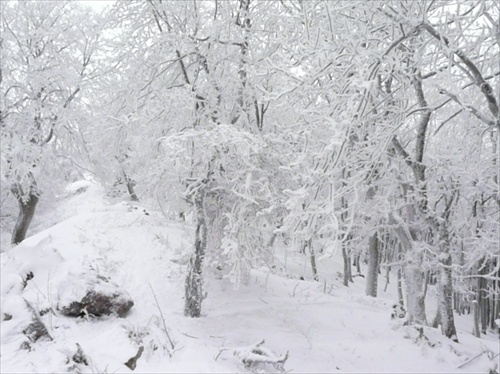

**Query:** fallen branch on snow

left=216, top=339, right=289, bottom=372
left=457, top=345, right=500, bottom=370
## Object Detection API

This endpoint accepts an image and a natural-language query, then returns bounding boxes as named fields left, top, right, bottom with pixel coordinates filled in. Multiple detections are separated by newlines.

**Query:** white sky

left=79, top=0, right=115, bottom=12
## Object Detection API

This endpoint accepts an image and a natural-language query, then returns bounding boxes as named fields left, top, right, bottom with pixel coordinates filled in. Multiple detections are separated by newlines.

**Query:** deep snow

left=1, top=179, right=498, bottom=373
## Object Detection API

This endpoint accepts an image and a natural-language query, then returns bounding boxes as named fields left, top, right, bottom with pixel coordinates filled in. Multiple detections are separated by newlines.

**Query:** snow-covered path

left=1, top=180, right=498, bottom=373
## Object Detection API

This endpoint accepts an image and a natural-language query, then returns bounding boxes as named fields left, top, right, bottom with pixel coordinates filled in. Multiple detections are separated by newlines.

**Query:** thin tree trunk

left=267, top=231, right=277, bottom=249
left=453, top=292, right=461, bottom=315
left=481, top=296, right=489, bottom=334
left=478, top=266, right=488, bottom=334
left=11, top=183, right=39, bottom=246
left=383, top=265, right=390, bottom=292
left=342, top=244, right=351, bottom=287
left=184, top=185, right=207, bottom=318
left=472, top=294, right=481, bottom=338
left=306, top=239, right=319, bottom=281
left=355, top=254, right=361, bottom=275
left=493, top=267, right=500, bottom=331
left=122, top=169, right=139, bottom=202
left=340, top=192, right=352, bottom=286
left=423, top=270, right=430, bottom=299
left=438, top=252, right=458, bottom=341
left=365, top=232, right=379, bottom=297
left=397, top=243, right=404, bottom=306
left=397, top=267, right=404, bottom=307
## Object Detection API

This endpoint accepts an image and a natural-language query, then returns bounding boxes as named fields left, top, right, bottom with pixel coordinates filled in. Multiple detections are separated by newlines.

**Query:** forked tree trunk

left=184, top=189, right=207, bottom=318
left=365, top=232, right=379, bottom=297
left=392, top=219, right=426, bottom=324
left=11, top=183, right=40, bottom=246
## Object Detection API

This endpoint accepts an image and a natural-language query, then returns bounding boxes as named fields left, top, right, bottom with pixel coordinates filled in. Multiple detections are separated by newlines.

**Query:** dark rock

left=59, top=274, right=134, bottom=318
left=61, top=290, right=134, bottom=318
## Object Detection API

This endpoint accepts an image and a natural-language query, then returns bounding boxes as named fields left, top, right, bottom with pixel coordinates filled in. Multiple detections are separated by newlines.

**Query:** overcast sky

left=80, top=0, right=115, bottom=12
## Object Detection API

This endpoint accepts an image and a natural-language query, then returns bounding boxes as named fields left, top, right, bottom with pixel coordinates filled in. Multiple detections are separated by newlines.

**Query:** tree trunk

left=404, top=250, right=427, bottom=325
left=122, top=169, right=139, bottom=201
left=453, top=292, right=460, bottom=315
left=423, top=271, right=430, bottom=299
left=365, top=232, right=379, bottom=297
left=489, top=293, right=496, bottom=330
left=307, top=239, right=319, bottom=281
left=472, top=298, right=481, bottom=338
left=383, top=266, right=390, bottom=292
left=492, top=268, right=500, bottom=331
left=184, top=189, right=207, bottom=318
left=480, top=296, right=489, bottom=334
left=342, top=244, right=351, bottom=287
left=438, top=252, right=458, bottom=341
left=432, top=305, right=441, bottom=329
left=397, top=243, right=405, bottom=306
left=478, top=266, right=488, bottom=334
left=354, top=254, right=361, bottom=275
left=11, top=183, right=40, bottom=246
left=397, top=267, right=404, bottom=307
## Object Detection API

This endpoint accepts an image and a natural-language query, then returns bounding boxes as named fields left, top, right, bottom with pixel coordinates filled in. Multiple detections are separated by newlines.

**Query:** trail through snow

left=1, top=180, right=498, bottom=373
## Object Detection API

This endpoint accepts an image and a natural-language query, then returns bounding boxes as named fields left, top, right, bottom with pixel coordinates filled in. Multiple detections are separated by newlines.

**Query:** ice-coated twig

left=457, top=346, right=499, bottom=369
left=149, top=284, right=175, bottom=353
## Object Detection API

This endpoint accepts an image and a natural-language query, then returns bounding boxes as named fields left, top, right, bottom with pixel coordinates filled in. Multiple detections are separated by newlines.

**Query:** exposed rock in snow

left=58, top=272, right=134, bottom=318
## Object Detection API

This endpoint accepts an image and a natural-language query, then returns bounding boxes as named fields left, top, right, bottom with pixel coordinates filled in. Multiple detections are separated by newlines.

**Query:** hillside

left=1, top=180, right=498, bottom=373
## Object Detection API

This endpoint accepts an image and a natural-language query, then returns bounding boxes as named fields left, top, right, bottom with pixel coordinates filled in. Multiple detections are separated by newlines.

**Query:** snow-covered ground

left=1, top=180, right=498, bottom=373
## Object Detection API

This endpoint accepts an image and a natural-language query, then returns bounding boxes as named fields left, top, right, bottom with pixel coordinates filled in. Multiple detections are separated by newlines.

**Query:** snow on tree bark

left=436, top=219, right=458, bottom=341
left=10, top=182, right=40, bottom=246
left=184, top=179, right=208, bottom=318
left=437, top=253, right=458, bottom=341
left=404, top=249, right=427, bottom=325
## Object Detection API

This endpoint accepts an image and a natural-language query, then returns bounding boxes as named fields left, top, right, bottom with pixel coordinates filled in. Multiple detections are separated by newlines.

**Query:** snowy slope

left=1, top=180, right=498, bottom=373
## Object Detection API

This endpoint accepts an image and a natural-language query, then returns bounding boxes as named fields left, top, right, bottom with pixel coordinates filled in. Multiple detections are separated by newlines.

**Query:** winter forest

left=1, top=0, right=499, bottom=373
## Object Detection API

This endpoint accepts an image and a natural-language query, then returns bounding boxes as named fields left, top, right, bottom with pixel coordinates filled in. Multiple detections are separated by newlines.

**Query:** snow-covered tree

left=1, top=1, right=104, bottom=244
